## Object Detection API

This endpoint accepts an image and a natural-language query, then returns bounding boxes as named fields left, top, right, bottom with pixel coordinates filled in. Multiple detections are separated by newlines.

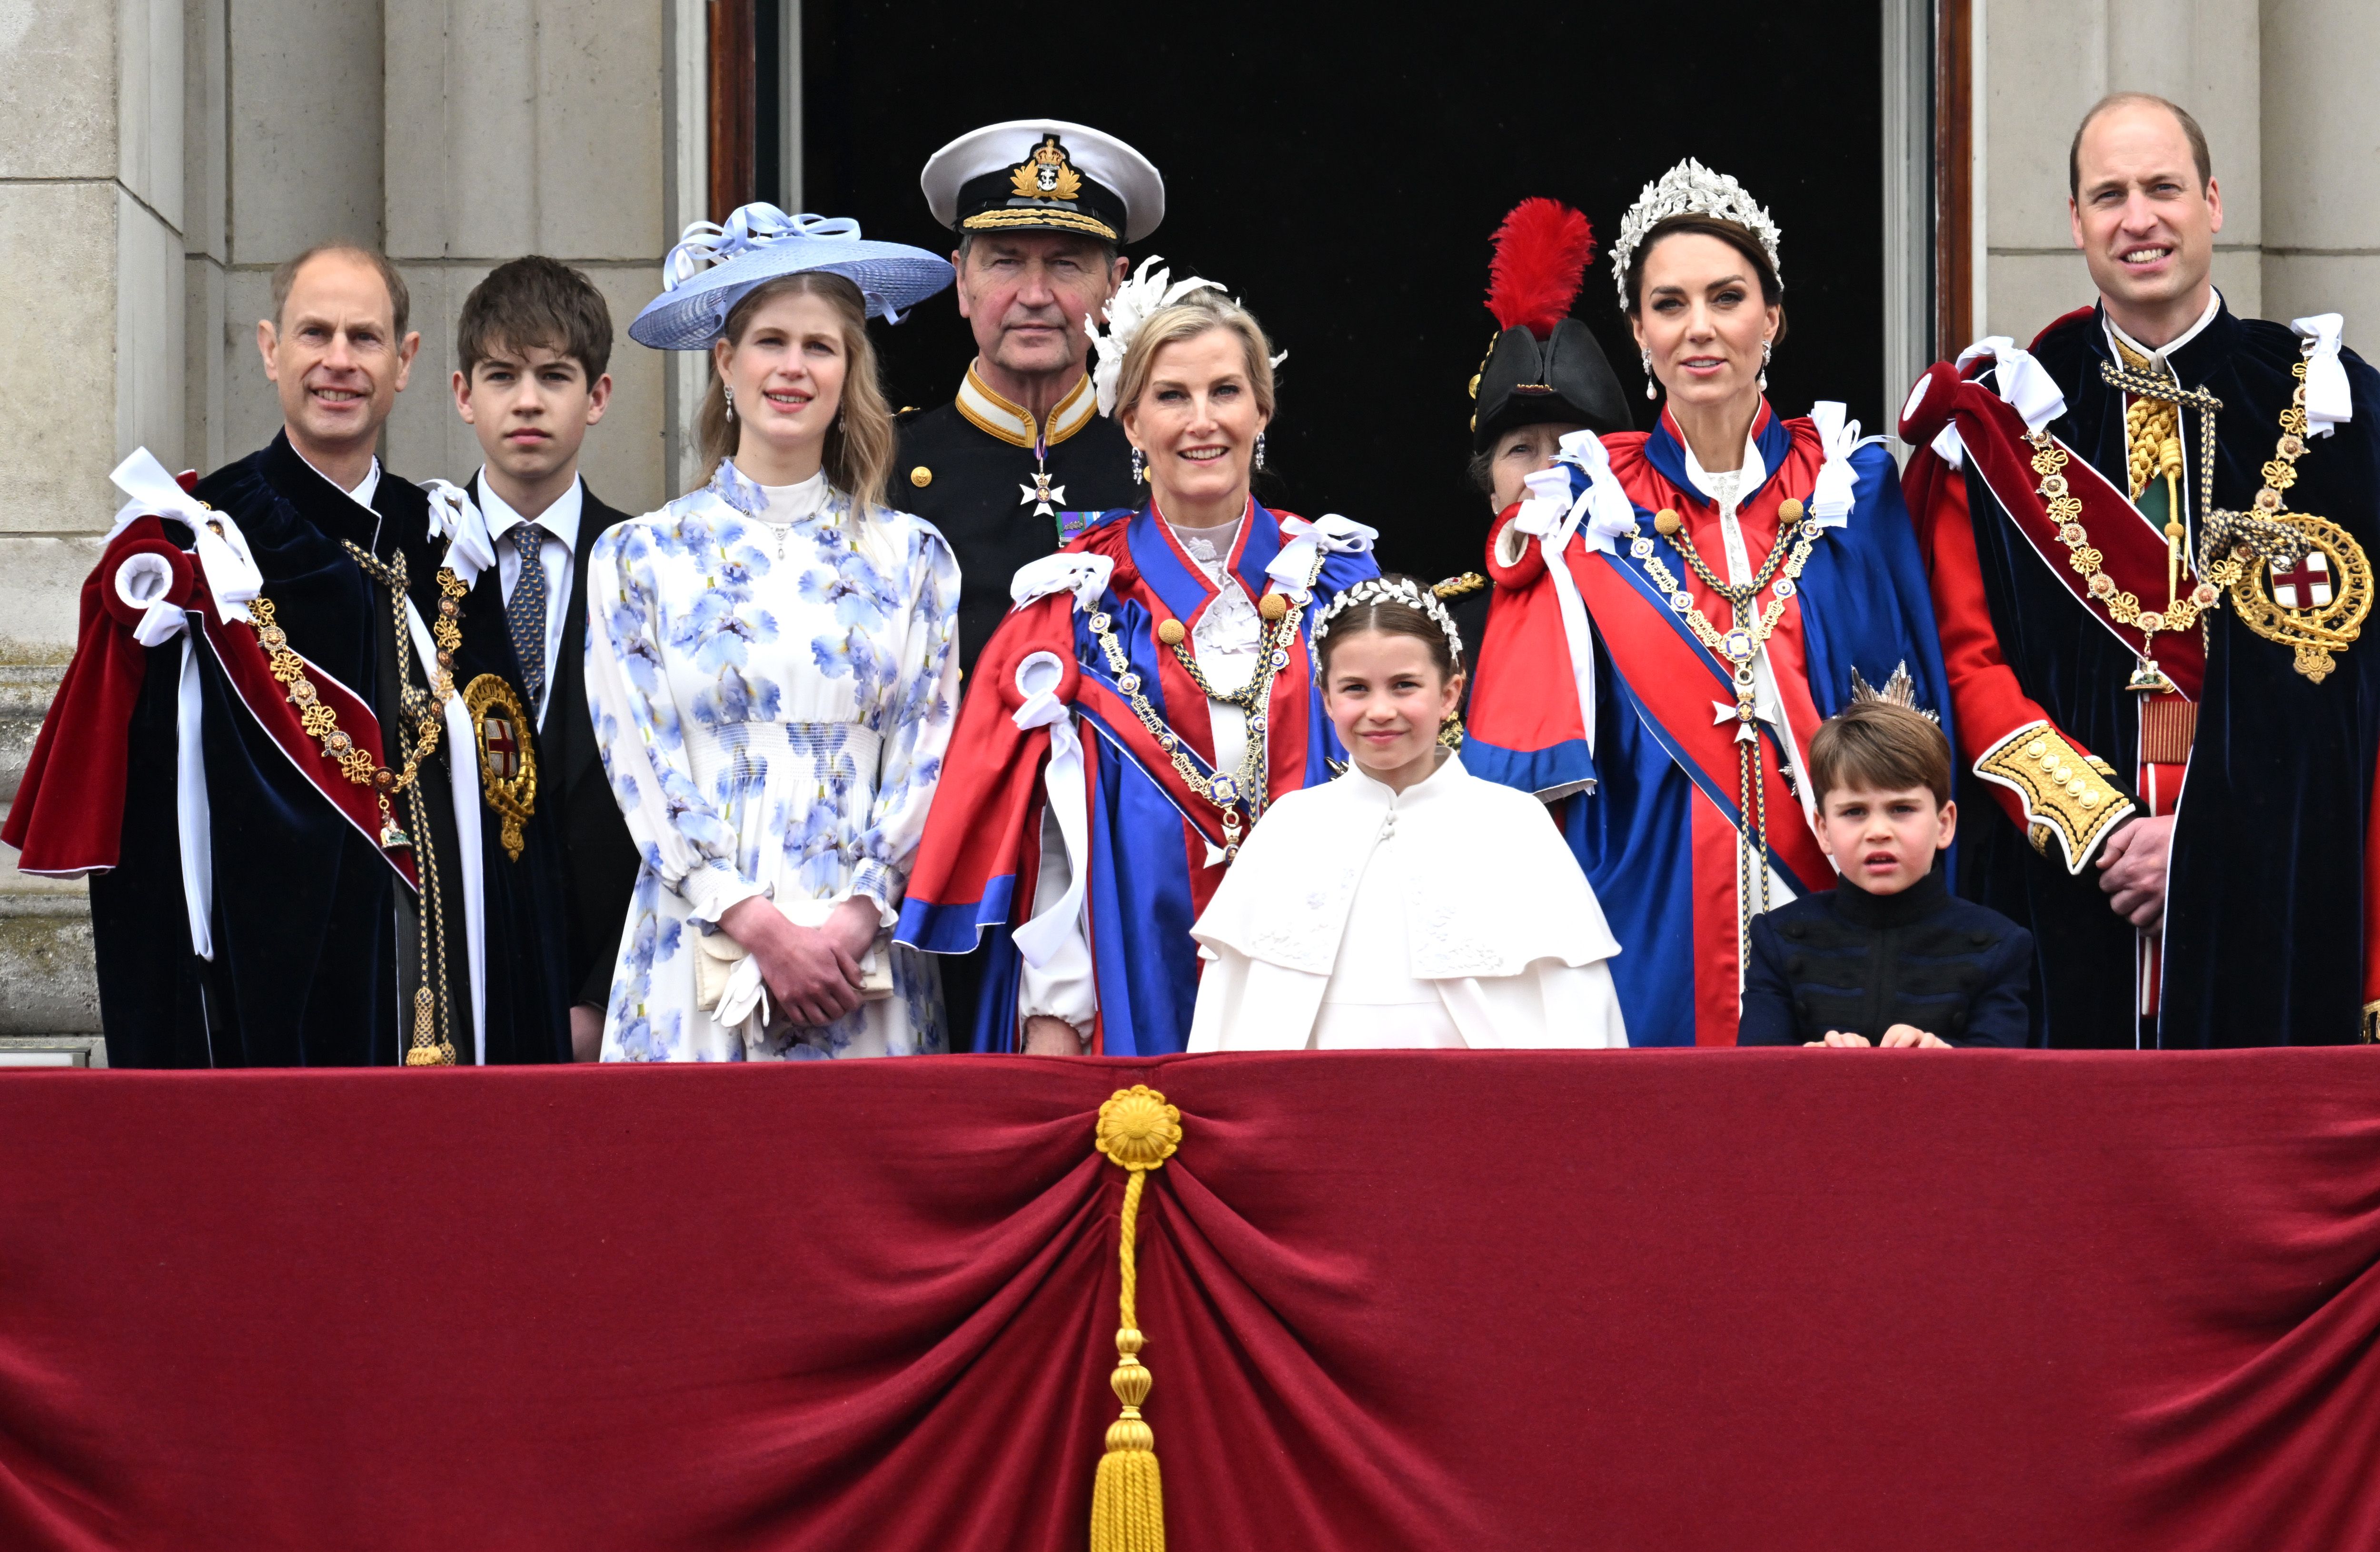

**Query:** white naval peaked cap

left=920, top=119, right=1165, bottom=245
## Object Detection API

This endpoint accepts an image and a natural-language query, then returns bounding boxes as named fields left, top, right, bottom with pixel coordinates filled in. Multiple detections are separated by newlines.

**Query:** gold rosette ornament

left=1089, top=1085, right=1182, bottom=1552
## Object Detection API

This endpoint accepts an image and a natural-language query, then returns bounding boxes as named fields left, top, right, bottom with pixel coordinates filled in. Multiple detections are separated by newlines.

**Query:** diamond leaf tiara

left=1612, top=158, right=1783, bottom=309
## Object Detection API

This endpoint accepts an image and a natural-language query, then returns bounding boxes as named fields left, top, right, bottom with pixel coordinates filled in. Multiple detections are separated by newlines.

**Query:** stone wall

left=0, top=0, right=686, bottom=1035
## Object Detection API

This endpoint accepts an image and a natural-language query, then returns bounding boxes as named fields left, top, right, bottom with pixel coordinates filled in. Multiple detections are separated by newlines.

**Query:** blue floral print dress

left=585, top=461, right=960, bottom=1060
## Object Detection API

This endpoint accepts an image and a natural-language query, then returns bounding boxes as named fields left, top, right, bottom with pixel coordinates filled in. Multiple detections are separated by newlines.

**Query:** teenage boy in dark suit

left=452, top=257, right=642, bottom=1059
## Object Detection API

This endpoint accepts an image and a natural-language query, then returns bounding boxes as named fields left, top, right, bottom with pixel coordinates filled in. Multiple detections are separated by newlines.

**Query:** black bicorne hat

left=1473, top=320, right=1631, bottom=451
left=1468, top=198, right=1631, bottom=451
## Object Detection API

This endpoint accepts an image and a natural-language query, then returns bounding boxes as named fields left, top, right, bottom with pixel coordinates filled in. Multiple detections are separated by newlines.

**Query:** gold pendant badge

left=2229, top=512, right=2371, bottom=683
left=1008, top=133, right=1084, bottom=204
left=462, top=673, right=537, bottom=860
left=2219, top=363, right=2373, bottom=682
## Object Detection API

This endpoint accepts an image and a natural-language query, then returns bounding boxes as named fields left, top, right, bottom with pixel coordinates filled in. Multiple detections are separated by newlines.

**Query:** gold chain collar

left=248, top=544, right=471, bottom=1066
left=1084, top=555, right=1320, bottom=863
left=2038, top=357, right=2369, bottom=683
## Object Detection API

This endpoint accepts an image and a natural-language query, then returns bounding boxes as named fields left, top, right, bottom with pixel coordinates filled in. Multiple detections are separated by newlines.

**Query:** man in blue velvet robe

left=80, top=245, right=571, bottom=1066
left=1900, top=94, right=2380, bottom=1047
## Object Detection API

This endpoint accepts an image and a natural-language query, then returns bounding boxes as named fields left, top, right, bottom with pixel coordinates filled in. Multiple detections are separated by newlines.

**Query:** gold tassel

left=1090, top=1086, right=1182, bottom=1552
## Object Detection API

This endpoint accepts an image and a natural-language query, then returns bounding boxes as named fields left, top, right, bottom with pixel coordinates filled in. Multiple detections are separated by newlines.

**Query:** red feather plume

left=1484, top=198, right=1597, bottom=340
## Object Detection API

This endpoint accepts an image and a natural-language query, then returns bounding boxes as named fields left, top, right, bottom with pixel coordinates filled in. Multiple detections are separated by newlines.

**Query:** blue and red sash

left=898, top=501, right=1373, bottom=1054
left=1468, top=405, right=1954, bottom=1045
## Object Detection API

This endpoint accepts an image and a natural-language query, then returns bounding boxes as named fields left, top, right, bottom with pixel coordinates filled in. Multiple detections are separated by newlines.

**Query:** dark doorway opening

left=804, top=2, right=1885, bottom=583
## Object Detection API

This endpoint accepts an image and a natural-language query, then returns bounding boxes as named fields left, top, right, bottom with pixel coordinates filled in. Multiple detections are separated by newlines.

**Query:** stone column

left=1981, top=0, right=2262, bottom=342
left=2259, top=2, right=2380, bottom=334
left=0, top=0, right=189, bottom=1031
left=381, top=0, right=668, bottom=513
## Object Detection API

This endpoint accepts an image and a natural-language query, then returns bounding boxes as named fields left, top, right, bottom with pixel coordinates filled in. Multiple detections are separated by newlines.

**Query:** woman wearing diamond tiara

left=586, top=205, right=962, bottom=1060
left=1187, top=574, right=1626, bottom=1051
left=1466, top=160, right=1956, bottom=1047
left=897, top=265, right=1379, bottom=1055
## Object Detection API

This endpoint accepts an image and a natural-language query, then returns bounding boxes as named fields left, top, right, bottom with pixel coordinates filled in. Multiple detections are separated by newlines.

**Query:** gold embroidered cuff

left=1974, top=722, right=2137, bottom=876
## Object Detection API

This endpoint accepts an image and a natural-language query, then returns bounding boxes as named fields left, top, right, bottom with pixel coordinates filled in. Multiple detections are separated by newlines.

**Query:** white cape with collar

left=1186, top=752, right=1627, bottom=1050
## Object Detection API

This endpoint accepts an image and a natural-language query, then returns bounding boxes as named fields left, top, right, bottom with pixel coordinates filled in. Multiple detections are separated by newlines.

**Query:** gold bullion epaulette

left=1973, top=721, right=2135, bottom=875
left=1433, top=572, right=1488, bottom=602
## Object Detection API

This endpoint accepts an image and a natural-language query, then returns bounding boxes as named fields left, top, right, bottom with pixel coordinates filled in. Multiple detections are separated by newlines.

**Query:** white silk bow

left=420, top=479, right=497, bottom=587
left=1959, top=336, right=2068, bottom=429
left=1009, top=552, right=1116, bottom=613
left=1271, top=513, right=1377, bottom=598
left=1537, top=431, right=1636, bottom=553
left=1512, top=434, right=1619, bottom=765
left=2291, top=314, right=2354, bottom=438
left=662, top=206, right=860, bottom=291
left=109, top=448, right=261, bottom=624
left=1806, top=401, right=1863, bottom=525
left=1009, top=652, right=1092, bottom=968
left=106, top=495, right=214, bottom=960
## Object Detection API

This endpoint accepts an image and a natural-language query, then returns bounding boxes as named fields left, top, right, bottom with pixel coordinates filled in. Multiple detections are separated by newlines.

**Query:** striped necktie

left=508, top=523, right=547, bottom=718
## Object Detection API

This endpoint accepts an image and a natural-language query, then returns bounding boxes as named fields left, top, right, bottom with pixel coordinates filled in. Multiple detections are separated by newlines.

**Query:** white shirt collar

left=476, top=470, right=584, bottom=549
left=1681, top=432, right=1769, bottom=513
left=2104, top=287, right=2223, bottom=373
left=296, top=447, right=381, bottom=509
left=1343, top=749, right=1465, bottom=806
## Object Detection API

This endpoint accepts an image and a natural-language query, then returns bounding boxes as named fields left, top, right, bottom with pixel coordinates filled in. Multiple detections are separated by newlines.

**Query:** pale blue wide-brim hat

left=628, top=203, right=955, bottom=351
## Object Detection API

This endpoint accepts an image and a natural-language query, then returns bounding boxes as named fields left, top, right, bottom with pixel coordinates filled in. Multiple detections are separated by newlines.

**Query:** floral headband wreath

left=1311, top=575, right=1465, bottom=667
left=1083, top=256, right=1290, bottom=416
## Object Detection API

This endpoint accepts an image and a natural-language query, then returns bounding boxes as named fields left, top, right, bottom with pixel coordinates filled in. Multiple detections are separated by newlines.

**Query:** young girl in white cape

left=1186, top=574, right=1627, bottom=1050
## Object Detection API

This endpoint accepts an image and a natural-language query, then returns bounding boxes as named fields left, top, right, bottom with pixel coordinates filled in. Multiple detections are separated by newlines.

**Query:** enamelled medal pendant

left=1634, top=496, right=1824, bottom=967
left=1019, top=435, right=1065, bottom=526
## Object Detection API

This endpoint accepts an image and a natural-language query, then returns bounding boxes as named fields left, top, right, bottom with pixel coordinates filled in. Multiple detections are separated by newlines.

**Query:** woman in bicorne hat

left=896, top=267, right=1379, bottom=1056
left=1465, top=161, right=1956, bottom=1047
left=588, top=205, right=961, bottom=1061
left=1438, top=198, right=1632, bottom=704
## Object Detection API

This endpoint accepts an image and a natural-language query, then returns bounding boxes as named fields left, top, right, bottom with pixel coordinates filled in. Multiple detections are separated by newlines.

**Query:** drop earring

left=1130, top=446, right=1145, bottom=485
left=1252, top=431, right=1267, bottom=472
left=724, top=385, right=736, bottom=422
left=1759, top=340, right=1772, bottom=393
left=1641, top=348, right=1657, bottom=401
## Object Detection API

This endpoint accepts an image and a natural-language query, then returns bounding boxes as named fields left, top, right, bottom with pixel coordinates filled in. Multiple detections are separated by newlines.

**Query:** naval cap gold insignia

left=1009, top=133, right=1085, bottom=205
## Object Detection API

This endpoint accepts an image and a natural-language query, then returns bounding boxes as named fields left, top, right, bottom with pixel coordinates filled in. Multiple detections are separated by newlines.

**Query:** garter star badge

left=463, top=673, right=537, bottom=860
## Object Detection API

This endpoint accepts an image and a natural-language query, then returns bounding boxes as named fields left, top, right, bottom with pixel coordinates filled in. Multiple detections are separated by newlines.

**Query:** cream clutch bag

left=694, top=896, right=894, bottom=1015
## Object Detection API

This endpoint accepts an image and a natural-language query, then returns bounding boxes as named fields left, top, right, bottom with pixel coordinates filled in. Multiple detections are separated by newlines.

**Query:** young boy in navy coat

left=1740, top=695, right=2036, bottom=1048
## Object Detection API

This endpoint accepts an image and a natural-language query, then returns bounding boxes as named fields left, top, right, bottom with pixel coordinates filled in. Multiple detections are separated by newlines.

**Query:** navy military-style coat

left=1740, top=868, right=2036, bottom=1047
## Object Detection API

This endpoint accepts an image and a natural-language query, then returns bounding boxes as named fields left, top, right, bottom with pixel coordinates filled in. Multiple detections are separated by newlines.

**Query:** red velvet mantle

left=1, top=1050, right=2375, bottom=1550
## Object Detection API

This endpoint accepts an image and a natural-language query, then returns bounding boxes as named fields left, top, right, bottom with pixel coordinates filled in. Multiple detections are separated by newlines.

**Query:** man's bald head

left=270, top=244, right=411, bottom=338
left=2070, top=93, right=2210, bottom=200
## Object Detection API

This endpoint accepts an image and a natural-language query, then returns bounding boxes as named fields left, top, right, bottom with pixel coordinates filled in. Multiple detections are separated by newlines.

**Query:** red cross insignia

left=462, top=674, right=537, bottom=860
left=2270, top=551, right=2334, bottom=612
left=481, top=713, right=519, bottom=779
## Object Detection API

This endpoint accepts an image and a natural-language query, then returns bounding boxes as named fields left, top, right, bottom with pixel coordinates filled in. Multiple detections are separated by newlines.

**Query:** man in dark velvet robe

left=84, top=244, right=570, bottom=1066
left=1898, top=93, right=2380, bottom=1048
